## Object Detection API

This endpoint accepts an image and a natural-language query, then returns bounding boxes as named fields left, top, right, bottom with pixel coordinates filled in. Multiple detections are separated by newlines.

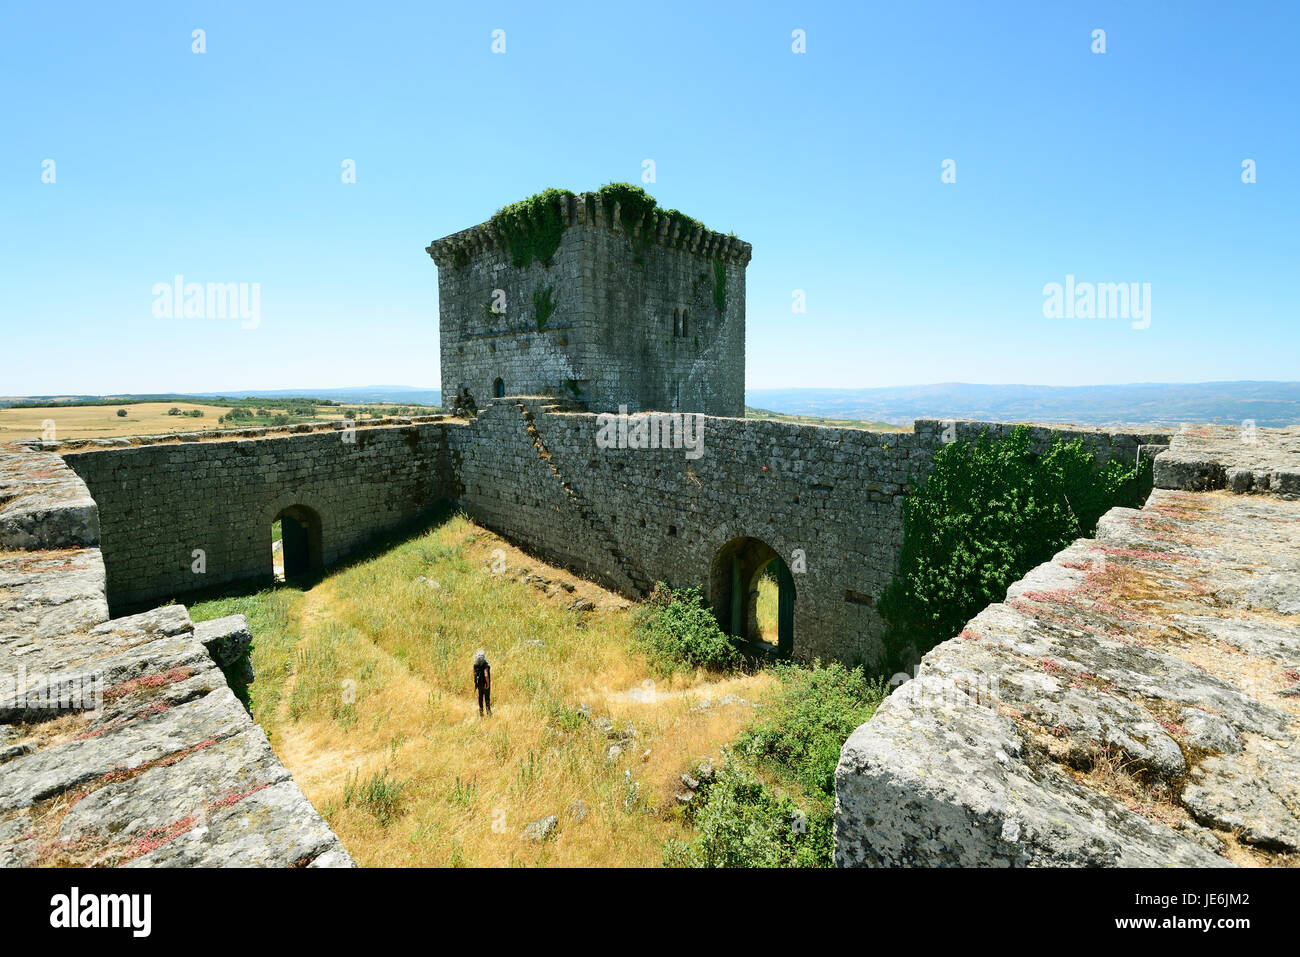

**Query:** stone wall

left=448, top=403, right=1166, bottom=665
left=834, top=426, right=1300, bottom=866
left=62, top=423, right=454, bottom=613
left=0, top=445, right=351, bottom=867
left=428, top=192, right=750, bottom=417
left=53, top=409, right=1165, bottom=665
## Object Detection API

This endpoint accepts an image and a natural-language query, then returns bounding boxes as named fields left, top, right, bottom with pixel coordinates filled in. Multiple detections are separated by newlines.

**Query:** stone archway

left=273, top=504, right=323, bottom=581
left=493, top=377, right=505, bottom=398
left=709, top=536, right=796, bottom=658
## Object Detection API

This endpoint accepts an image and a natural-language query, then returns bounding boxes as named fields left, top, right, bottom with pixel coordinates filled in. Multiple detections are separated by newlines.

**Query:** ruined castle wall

left=0, top=446, right=351, bottom=867
left=435, top=227, right=585, bottom=409
left=430, top=193, right=749, bottom=417
left=56, top=408, right=1164, bottom=663
left=443, top=407, right=638, bottom=593
left=450, top=405, right=1165, bottom=665
left=579, top=214, right=746, bottom=417
left=62, top=424, right=453, bottom=612
left=449, top=403, right=918, bottom=664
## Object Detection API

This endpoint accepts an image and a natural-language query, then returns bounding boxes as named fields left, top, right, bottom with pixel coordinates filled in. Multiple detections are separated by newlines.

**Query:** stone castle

left=2, top=187, right=1297, bottom=868
left=427, top=191, right=749, bottom=418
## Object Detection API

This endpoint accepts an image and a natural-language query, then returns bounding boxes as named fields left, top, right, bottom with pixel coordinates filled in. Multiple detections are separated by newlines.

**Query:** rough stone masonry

left=835, top=425, right=1300, bottom=866
left=51, top=411, right=1166, bottom=665
left=0, top=447, right=352, bottom=867
left=427, top=190, right=749, bottom=418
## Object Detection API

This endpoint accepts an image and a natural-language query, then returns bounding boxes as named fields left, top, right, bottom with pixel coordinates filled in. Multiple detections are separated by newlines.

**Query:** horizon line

left=5, top=377, right=1300, bottom=401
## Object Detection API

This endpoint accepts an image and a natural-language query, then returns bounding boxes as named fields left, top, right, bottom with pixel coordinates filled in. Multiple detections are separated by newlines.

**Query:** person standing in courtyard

left=473, top=649, right=492, bottom=717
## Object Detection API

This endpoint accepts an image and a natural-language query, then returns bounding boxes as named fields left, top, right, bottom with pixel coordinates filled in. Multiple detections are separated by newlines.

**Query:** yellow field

left=0, top=402, right=234, bottom=441
left=191, top=513, right=776, bottom=867
left=0, top=402, right=358, bottom=441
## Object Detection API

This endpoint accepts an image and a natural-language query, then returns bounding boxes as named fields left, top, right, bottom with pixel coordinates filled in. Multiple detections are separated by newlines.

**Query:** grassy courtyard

left=190, top=512, right=785, bottom=867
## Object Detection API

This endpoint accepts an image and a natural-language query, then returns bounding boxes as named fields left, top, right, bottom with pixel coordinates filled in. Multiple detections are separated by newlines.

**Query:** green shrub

left=597, top=182, right=658, bottom=235
left=482, top=184, right=710, bottom=270
left=663, top=763, right=831, bottom=868
left=597, top=182, right=705, bottom=251
left=548, top=702, right=588, bottom=732
left=663, top=663, right=881, bottom=868
left=491, top=188, right=574, bottom=268
left=735, top=661, right=886, bottom=799
left=878, top=426, right=1149, bottom=670
left=635, top=584, right=739, bottom=675
left=343, top=767, right=406, bottom=825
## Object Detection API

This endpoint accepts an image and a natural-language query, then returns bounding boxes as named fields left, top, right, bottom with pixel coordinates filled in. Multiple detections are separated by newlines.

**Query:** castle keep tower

left=426, top=187, right=750, bottom=417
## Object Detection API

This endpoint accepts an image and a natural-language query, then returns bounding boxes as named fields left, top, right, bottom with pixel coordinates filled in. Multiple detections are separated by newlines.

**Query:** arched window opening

left=709, top=537, right=796, bottom=659
left=272, top=504, right=323, bottom=583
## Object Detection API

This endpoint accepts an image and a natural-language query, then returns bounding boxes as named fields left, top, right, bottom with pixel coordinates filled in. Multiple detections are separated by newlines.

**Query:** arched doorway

left=493, top=377, right=505, bottom=398
left=709, top=537, right=796, bottom=658
left=273, top=504, right=323, bottom=582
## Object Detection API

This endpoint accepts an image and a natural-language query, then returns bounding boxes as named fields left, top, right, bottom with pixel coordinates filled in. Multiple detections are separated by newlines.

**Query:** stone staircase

left=513, top=399, right=655, bottom=597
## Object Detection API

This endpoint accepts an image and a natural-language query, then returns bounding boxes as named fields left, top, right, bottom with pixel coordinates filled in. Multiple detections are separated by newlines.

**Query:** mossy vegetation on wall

left=533, top=285, right=557, bottom=330
left=596, top=182, right=706, bottom=250
left=490, top=188, right=575, bottom=268
left=877, top=426, right=1151, bottom=671
left=712, top=257, right=727, bottom=313
left=476, top=184, right=716, bottom=271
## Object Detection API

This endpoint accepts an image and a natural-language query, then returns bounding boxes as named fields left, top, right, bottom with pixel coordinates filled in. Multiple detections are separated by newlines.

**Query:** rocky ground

left=0, top=447, right=351, bottom=867
left=835, top=425, right=1300, bottom=866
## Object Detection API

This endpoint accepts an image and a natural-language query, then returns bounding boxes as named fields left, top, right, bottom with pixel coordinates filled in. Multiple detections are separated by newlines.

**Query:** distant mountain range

left=4, top=381, right=1297, bottom=428
left=0, top=386, right=444, bottom=408
left=185, top=386, right=445, bottom=406
left=745, top=382, right=1300, bottom=428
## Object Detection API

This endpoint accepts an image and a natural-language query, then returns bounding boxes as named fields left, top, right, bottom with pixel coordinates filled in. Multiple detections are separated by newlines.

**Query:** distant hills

left=184, top=386, right=445, bottom=406
left=745, top=382, right=1300, bottom=429
left=0, top=386, right=443, bottom=409
left=4, top=382, right=1297, bottom=428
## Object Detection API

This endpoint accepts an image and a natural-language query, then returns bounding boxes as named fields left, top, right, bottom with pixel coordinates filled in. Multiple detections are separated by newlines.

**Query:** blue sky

left=2, top=1, right=1296, bottom=396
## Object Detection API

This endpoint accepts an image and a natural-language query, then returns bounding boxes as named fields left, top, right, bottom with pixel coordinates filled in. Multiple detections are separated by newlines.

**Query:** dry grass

left=0, top=402, right=235, bottom=440
left=0, top=401, right=368, bottom=441
left=192, top=512, right=776, bottom=867
left=755, top=572, right=778, bottom=645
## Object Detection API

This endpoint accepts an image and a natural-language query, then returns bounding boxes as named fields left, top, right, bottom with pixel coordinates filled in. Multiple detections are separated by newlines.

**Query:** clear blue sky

left=2, top=1, right=1296, bottom=396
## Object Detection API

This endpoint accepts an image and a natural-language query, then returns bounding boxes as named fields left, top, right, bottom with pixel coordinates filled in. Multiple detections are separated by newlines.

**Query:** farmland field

left=0, top=402, right=235, bottom=440
left=0, top=401, right=366, bottom=441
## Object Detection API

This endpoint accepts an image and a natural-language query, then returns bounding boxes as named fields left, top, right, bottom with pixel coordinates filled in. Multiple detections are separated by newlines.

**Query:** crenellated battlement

left=425, top=191, right=753, bottom=268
